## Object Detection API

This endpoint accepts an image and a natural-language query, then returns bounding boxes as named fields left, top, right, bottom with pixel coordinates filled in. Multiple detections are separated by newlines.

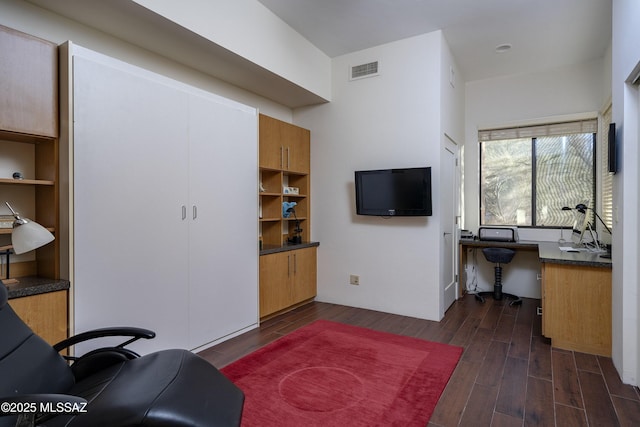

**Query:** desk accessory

left=285, top=205, right=303, bottom=244
left=478, top=226, right=518, bottom=242
left=1, top=202, right=55, bottom=285
left=562, top=204, right=611, bottom=254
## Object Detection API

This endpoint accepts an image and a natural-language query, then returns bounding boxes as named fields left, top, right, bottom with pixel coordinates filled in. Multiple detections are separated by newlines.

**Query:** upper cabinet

left=259, top=114, right=310, bottom=174
left=0, top=25, right=59, bottom=280
left=0, top=25, right=57, bottom=138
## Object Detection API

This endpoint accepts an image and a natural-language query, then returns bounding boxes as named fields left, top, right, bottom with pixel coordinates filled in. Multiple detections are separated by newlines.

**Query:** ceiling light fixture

left=495, top=43, right=512, bottom=53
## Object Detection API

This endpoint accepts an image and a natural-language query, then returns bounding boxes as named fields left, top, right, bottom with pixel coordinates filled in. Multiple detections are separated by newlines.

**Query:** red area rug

left=221, top=320, right=463, bottom=426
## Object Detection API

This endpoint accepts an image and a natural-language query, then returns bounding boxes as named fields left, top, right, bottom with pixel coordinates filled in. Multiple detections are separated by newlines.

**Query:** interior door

left=442, top=135, right=460, bottom=315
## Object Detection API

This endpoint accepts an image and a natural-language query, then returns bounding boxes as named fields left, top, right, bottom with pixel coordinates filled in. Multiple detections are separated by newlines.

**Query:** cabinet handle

left=280, top=146, right=284, bottom=169
left=193, top=205, right=198, bottom=220
left=182, top=205, right=187, bottom=220
left=287, top=255, right=291, bottom=278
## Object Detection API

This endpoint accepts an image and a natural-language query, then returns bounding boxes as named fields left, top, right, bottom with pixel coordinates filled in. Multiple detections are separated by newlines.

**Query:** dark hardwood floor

left=198, top=295, right=640, bottom=426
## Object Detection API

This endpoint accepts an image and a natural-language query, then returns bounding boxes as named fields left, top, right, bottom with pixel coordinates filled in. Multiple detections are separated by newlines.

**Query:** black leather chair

left=475, top=247, right=522, bottom=306
left=0, top=285, right=244, bottom=427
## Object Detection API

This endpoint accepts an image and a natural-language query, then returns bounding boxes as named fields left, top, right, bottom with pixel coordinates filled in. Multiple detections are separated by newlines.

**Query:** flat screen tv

left=355, top=167, right=432, bottom=216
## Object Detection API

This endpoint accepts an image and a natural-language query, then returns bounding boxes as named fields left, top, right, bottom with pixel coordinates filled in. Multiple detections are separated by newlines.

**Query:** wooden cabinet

left=541, top=262, right=612, bottom=356
left=259, top=114, right=310, bottom=174
left=9, top=290, right=68, bottom=345
left=260, top=246, right=317, bottom=318
left=258, top=114, right=316, bottom=319
left=0, top=25, right=57, bottom=138
left=259, top=114, right=311, bottom=247
left=0, top=25, right=59, bottom=281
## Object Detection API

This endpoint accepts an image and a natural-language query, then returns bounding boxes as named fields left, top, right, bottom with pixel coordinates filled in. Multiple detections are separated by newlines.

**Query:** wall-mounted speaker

left=608, top=122, right=617, bottom=174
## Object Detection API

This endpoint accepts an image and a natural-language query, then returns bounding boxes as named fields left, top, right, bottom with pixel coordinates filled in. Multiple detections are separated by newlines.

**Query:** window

left=479, top=119, right=597, bottom=227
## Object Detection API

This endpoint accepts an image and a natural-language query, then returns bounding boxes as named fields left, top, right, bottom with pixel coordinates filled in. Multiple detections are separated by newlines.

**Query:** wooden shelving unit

left=258, top=114, right=317, bottom=319
left=0, top=26, right=59, bottom=280
left=259, top=114, right=311, bottom=247
left=0, top=24, right=67, bottom=343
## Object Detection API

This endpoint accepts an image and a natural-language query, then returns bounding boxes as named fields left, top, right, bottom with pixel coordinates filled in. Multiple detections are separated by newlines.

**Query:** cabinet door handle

left=182, top=205, right=187, bottom=220
left=287, top=255, right=291, bottom=278
left=286, top=147, right=290, bottom=169
left=193, top=205, right=198, bottom=220
left=293, top=253, right=297, bottom=275
left=280, top=146, right=284, bottom=169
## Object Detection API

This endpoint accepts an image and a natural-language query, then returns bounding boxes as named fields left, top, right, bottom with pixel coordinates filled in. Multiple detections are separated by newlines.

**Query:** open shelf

left=0, top=178, right=55, bottom=186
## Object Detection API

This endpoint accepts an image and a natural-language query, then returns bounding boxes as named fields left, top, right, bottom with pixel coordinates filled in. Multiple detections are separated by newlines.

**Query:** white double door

left=72, top=51, right=258, bottom=354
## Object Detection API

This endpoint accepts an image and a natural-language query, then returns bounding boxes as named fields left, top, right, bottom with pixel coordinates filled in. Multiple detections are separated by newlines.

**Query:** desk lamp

left=574, top=204, right=612, bottom=235
left=2, top=202, right=55, bottom=285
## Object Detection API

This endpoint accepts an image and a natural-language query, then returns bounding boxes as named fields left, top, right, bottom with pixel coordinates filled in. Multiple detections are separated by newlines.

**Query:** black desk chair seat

left=0, top=284, right=244, bottom=427
left=476, top=247, right=522, bottom=306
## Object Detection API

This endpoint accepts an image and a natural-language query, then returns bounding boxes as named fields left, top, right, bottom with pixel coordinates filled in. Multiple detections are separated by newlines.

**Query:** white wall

left=439, top=34, right=465, bottom=316
left=463, top=58, right=607, bottom=298
left=611, top=0, right=640, bottom=386
left=0, top=0, right=293, bottom=121
left=295, top=32, right=447, bottom=321
left=131, top=0, right=331, bottom=102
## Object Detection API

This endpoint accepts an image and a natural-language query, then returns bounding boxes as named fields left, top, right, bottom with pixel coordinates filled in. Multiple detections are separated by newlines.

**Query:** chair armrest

left=53, top=327, right=156, bottom=352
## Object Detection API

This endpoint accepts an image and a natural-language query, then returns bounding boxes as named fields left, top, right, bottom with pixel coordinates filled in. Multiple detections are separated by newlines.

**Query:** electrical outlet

left=349, top=274, right=360, bottom=286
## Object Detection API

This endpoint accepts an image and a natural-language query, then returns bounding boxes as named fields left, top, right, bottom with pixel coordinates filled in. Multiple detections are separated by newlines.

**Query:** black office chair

left=0, top=284, right=244, bottom=427
left=475, top=247, right=522, bottom=306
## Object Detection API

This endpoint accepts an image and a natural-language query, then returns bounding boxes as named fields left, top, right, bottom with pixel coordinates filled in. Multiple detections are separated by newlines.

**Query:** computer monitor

left=571, top=209, right=590, bottom=245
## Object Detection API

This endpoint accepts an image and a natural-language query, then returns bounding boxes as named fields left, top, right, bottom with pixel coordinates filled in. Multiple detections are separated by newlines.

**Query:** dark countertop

left=260, top=241, right=319, bottom=255
left=459, top=239, right=539, bottom=250
left=5, top=276, right=70, bottom=299
left=537, top=242, right=612, bottom=268
left=460, top=239, right=612, bottom=268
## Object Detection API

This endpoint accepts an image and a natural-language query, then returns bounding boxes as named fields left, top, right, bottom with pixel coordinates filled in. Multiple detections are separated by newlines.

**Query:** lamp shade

left=4, top=201, right=55, bottom=255
left=11, top=220, right=55, bottom=254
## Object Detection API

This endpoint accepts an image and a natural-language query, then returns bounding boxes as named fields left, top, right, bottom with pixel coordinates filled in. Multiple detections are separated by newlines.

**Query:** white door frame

left=442, top=133, right=461, bottom=316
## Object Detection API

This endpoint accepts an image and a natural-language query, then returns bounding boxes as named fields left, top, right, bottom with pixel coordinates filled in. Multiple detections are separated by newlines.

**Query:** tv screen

left=355, top=167, right=432, bottom=216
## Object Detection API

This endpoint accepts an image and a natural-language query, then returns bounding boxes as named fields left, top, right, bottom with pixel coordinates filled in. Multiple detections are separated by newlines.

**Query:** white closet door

left=187, top=94, right=258, bottom=350
left=73, top=56, right=190, bottom=354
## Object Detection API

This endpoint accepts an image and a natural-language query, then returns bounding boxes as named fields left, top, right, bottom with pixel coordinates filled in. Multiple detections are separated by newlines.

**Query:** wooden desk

left=538, top=242, right=612, bottom=356
left=459, top=239, right=612, bottom=356
left=458, top=239, right=539, bottom=293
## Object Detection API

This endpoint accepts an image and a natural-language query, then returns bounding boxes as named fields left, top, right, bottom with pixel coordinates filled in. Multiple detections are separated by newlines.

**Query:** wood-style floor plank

left=524, top=376, right=555, bottom=426
left=529, top=335, right=552, bottom=380
left=551, top=349, right=584, bottom=409
left=554, top=404, right=588, bottom=427
left=495, top=356, right=528, bottom=418
left=579, top=369, right=620, bottom=426
left=199, top=295, right=638, bottom=426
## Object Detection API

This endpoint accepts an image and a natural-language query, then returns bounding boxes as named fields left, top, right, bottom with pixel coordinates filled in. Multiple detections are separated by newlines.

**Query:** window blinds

left=600, top=104, right=613, bottom=230
left=478, top=119, right=598, bottom=142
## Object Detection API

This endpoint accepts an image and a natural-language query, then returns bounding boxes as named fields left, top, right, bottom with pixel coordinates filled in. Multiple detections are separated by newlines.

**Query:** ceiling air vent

left=350, top=61, right=379, bottom=80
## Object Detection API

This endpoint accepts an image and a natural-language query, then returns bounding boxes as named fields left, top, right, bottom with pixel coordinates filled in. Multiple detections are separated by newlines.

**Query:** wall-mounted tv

left=355, top=167, right=432, bottom=216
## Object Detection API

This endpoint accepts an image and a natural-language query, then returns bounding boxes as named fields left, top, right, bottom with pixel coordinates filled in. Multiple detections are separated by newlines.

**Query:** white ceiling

left=24, top=0, right=612, bottom=107
left=257, top=0, right=612, bottom=82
